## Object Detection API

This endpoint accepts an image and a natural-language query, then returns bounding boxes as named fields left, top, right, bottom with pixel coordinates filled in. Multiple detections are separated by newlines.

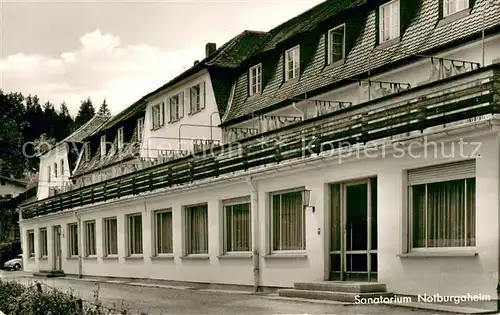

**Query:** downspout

left=292, top=102, right=306, bottom=120
left=246, top=176, right=260, bottom=292
left=74, top=211, right=82, bottom=278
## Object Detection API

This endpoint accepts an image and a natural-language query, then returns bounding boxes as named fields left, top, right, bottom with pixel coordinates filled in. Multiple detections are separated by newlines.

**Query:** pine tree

left=55, top=102, right=75, bottom=142
left=97, top=99, right=111, bottom=116
left=75, top=97, right=96, bottom=127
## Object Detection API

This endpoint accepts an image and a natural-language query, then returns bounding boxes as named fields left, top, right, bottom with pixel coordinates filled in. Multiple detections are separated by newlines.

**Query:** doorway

left=329, top=178, right=377, bottom=281
left=52, top=225, right=62, bottom=271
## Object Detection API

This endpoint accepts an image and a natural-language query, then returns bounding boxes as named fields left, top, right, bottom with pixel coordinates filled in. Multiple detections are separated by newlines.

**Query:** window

left=185, top=204, right=208, bottom=255
left=117, top=127, right=124, bottom=150
left=154, top=210, right=173, bottom=255
left=443, top=0, right=468, bottom=17
left=84, top=142, right=91, bottom=162
left=271, top=190, right=305, bottom=251
left=327, top=24, right=346, bottom=64
left=27, top=230, right=35, bottom=257
left=151, top=103, right=164, bottom=129
left=100, top=135, right=106, bottom=158
left=249, top=64, right=262, bottom=96
left=169, top=93, right=184, bottom=122
left=68, top=223, right=79, bottom=256
left=103, top=217, right=118, bottom=256
left=409, top=161, right=476, bottom=249
left=127, top=214, right=143, bottom=255
left=189, top=84, right=202, bottom=114
left=84, top=221, right=96, bottom=256
left=39, top=228, right=48, bottom=257
left=224, top=198, right=251, bottom=253
left=137, top=118, right=144, bottom=142
left=47, top=165, right=51, bottom=183
left=284, top=46, right=300, bottom=81
left=379, top=0, right=400, bottom=43
left=54, top=163, right=58, bottom=178
left=60, top=159, right=64, bottom=176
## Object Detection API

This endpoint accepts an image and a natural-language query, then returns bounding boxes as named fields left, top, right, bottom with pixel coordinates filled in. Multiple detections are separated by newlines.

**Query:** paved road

left=0, top=271, right=447, bottom=314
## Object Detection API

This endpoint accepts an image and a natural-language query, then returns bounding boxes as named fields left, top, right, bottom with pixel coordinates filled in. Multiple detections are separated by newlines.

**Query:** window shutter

left=160, top=101, right=165, bottom=126
left=187, top=88, right=192, bottom=115
left=179, top=92, right=185, bottom=119
left=407, top=160, right=476, bottom=186
left=201, top=82, right=206, bottom=110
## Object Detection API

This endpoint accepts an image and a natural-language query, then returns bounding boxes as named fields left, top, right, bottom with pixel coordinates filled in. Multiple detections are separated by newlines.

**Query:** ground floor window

left=409, top=160, right=476, bottom=248
left=155, top=210, right=173, bottom=255
left=27, top=230, right=35, bottom=257
left=68, top=223, right=79, bottom=256
left=185, top=204, right=208, bottom=255
left=223, top=198, right=251, bottom=253
left=104, top=217, right=118, bottom=256
left=84, top=220, right=96, bottom=256
left=271, top=189, right=305, bottom=251
left=39, top=228, right=48, bottom=257
left=127, top=214, right=143, bottom=255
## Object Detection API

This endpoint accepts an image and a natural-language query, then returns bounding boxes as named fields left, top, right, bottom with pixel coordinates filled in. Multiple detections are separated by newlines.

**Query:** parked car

left=3, top=254, right=22, bottom=271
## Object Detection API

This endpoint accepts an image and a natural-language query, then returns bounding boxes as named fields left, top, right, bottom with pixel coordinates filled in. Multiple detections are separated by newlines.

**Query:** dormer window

left=54, top=163, right=58, bottom=178
left=137, top=117, right=144, bottom=142
left=379, top=0, right=400, bottom=43
left=249, top=64, right=262, bottom=96
left=117, top=127, right=124, bottom=150
left=443, top=0, right=468, bottom=17
left=284, top=46, right=300, bottom=82
left=100, top=135, right=106, bottom=158
left=84, top=142, right=91, bottom=161
left=327, top=24, right=346, bottom=64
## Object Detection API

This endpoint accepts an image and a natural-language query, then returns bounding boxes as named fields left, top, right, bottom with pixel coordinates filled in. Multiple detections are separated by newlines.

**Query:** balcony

left=21, top=64, right=500, bottom=219
left=258, top=115, right=302, bottom=133
left=193, top=139, right=221, bottom=153
left=315, top=100, right=352, bottom=117
left=224, top=127, right=259, bottom=143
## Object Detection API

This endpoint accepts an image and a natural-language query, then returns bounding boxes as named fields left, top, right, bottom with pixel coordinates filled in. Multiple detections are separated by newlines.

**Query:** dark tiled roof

left=64, top=115, right=110, bottom=143
left=91, top=100, right=146, bottom=136
left=223, top=0, right=500, bottom=124
left=0, top=175, right=26, bottom=188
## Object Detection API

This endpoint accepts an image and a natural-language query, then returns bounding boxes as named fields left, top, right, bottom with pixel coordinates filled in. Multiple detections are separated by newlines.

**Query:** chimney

left=205, top=43, right=217, bottom=58
left=194, top=60, right=199, bottom=66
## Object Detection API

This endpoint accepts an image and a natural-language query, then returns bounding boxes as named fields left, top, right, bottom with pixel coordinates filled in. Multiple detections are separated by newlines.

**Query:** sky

left=0, top=0, right=324, bottom=116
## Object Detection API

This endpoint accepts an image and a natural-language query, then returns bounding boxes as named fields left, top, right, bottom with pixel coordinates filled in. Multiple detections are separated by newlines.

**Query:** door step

left=33, top=270, right=66, bottom=278
left=294, top=281, right=387, bottom=293
left=279, top=288, right=393, bottom=303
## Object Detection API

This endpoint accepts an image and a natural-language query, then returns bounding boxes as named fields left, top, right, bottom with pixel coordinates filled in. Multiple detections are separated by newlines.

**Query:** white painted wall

left=0, top=182, right=25, bottom=198
left=20, top=122, right=500, bottom=297
left=37, top=143, right=72, bottom=200
left=141, top=70, right=222, bottom=159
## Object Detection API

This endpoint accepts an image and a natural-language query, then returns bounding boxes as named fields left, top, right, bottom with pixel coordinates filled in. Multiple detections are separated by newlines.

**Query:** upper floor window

left=189, top=84, right=204, bottom=114
left=54, top=163, right=58, bottom=178
left=47, top=165, right=51, bottom=183
left=379, top=0, right=400, bottom=43
left=151, top=103, right=164, bottom=130
left=84, top=142, right=91, bottom=162
left=100, top=135, right=106, bottom=158
left=327, top=24, right=346, bottom=64
left=284, top=46, right=300, bottom=82
left=443, top=0, right=468, bottom=17
left=137, top=118, right=144, bottom=142
left=117, top=127, right=124, bottom=150
left=60, top=159, right=64, bottom=176
left=169, top=93, right=184, bottom=122
left=249, top=64, right=262, bottom=96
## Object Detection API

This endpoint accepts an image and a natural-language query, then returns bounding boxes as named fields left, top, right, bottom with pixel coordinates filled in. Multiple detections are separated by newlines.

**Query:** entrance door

left=329, top=178, right=377, bottom=281
left=52, top=225, right=62, bottom=271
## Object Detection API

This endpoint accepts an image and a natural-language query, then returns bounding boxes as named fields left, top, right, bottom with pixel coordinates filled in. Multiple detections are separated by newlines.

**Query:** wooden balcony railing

left=21, top=65, right=500, bottom=219
left=224, top=127, right=259, bottom=142
left=315, top=101, right=352, bottom=117
left=193, top=139, right=221, bottom=153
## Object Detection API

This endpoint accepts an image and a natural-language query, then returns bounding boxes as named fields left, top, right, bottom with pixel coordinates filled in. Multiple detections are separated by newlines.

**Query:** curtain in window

left=226, top=203, right=251, bottom=252
left=129, top=216, right=143, bottom=255
left=156, top=212, right=173, bottom=254
left=272, top=191, right=304, bottom=251
left=105, top=219, right=118, bottom=255
left=86, top=223, right=96, bottom=256
left=187, top=205, right=208, bottom=254
left=330, top=184, right=341, bottom=251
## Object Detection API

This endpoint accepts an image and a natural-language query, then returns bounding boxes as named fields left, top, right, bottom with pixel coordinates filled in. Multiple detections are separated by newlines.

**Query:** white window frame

left=137, top=118, right=144, bottom=142
left=249, top=64, right=262, bottom=96
left=284, top=46, right=300, bottom=82
left=443, top=0, right=469, bottom=17
left=327, top=24, right=346, bottom=64
left=27, top=230, right=35, bottom=258
left=84, top=220, right=96, bottom=257
left=379, top=0, right=400, bottom=43
left=189, top=84, right=202, bottom=114
left=117, top=127, right=124, bottom=150
left=184, top=203, right=209, bottom=255
left=169, top=94, right=182, bottom=122
left=103, top=217, right=118, bottom=257
left=68, top=223, right=79, bottom=257
left=39, top=228, right=48, bottom=258
left=60, top=159, right=64, bottom=176
left=100, top=135, right=106, bottom=158
left=223, top=197, right=252, bottom=254
left=270, top=188, right=306, bottom=253
left=151, top=103, right=163, bottom=129
left=154, top=209, right=173, bottom=256
left=53, top=163, right=58, bottom=178
left=127, top=213, right=143, bottom=256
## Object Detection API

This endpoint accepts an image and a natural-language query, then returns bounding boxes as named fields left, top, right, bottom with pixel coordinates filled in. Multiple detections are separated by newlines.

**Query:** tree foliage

left=75, top=97, right=96, bottom=127
left=97, top=99, right=111, bottom=116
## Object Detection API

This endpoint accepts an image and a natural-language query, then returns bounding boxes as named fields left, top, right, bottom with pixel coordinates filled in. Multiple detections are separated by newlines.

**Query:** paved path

left=0, top=271, right=448, bottom=314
